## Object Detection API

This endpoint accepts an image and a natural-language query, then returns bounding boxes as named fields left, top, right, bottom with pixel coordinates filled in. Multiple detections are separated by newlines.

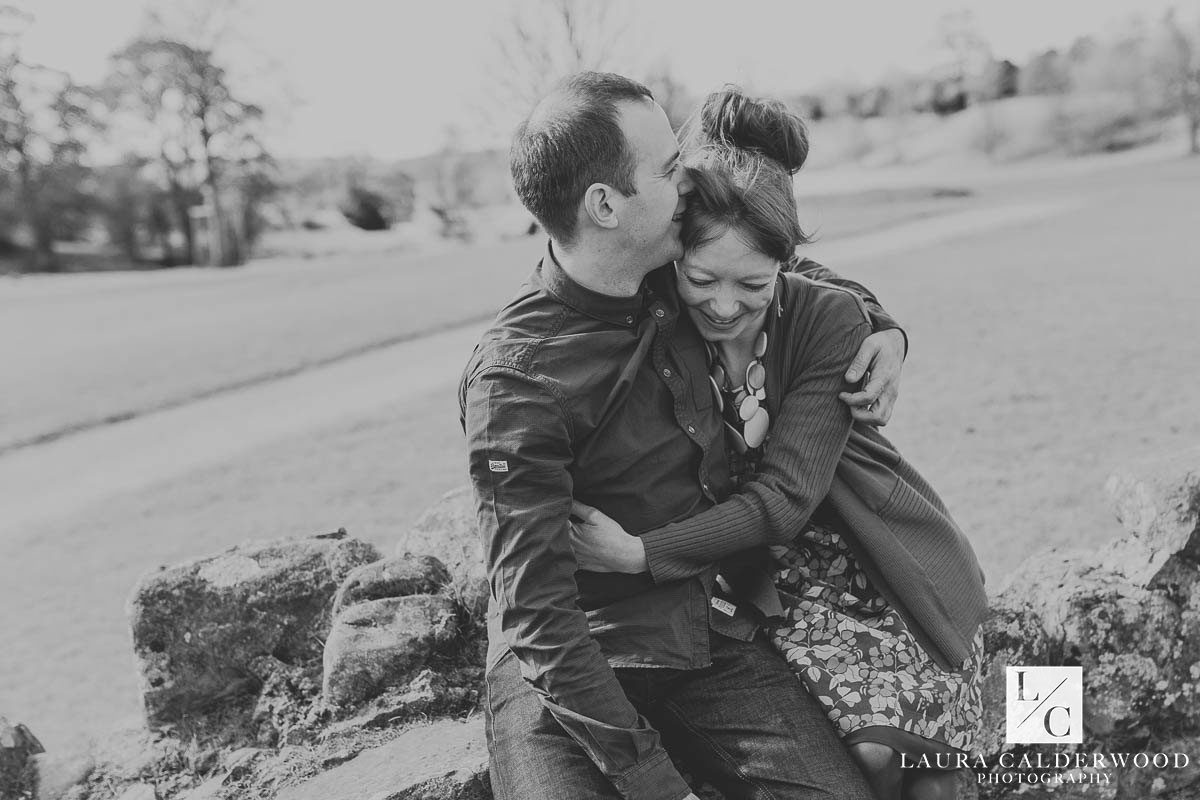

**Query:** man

left=459, top=73, right=906, bottom=800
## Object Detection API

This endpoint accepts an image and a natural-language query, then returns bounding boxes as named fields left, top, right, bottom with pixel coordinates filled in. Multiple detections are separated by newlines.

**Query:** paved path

left=0, top=199, right=1074, bottom=538
left=0, top=324, right=486, bottom=535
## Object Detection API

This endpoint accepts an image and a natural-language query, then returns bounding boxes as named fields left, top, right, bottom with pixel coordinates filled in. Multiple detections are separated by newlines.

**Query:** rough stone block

left=333, top=556, right=451, bottom=613
left=1104, top=448, right=1200, bottom=587
left=127, top=532, right=380, bottom=733
left=324, top=668, right=478, bottom=737
left=1, top=717, right=43, bottom=798
left=25, top=750, right=94, bottom=800
left=322, top=595, right=458, bottom=710
left=978, top=454, right=1200, bottom=759
left=174, top=776, right=225, bottom=800
left=274, top=718, right=488, bottom=800
left=397, top=488, right=488, bottom=619
left=115, top=784, right=156, bottom=800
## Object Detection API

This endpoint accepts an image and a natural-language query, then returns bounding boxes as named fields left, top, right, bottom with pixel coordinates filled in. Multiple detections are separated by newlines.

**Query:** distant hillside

left=271, top=93, right=1179, bottom=234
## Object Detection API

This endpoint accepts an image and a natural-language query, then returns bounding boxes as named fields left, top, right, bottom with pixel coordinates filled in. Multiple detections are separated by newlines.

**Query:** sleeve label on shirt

left=488, top=460, right=509, bottom=473
left=711, top=597, right=737, bottom=617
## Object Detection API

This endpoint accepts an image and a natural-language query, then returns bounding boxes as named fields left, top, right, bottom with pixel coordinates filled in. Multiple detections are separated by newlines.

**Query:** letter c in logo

left=1044, top=706, right=1071, bottom=737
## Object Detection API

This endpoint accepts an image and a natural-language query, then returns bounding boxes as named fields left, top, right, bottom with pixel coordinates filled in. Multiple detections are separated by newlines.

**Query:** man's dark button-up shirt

left=458, top=244, right=899, bottom=800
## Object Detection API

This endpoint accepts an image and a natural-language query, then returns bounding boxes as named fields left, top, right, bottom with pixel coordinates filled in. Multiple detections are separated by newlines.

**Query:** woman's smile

left=698, top=310, right=744, bottom=329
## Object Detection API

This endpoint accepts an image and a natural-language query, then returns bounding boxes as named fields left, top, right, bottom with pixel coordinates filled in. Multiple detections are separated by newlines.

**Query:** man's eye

left=687, top=277, right=714, bottom=287
left=742, top=283, right=770, bottom=292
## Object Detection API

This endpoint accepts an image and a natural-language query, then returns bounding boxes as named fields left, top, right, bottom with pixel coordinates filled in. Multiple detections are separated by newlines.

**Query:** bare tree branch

left=477, top=0, right=644, bottom=139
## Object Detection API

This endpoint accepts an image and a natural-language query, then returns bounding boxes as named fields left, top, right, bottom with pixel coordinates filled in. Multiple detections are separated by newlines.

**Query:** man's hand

left=839, top=328, right=906, bottom=426
left=568, top=500, right=648, bottom=573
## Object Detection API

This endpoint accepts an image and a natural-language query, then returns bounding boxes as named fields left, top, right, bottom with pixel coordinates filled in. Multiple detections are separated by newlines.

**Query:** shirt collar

left=538, top=240, right=645, bottom=327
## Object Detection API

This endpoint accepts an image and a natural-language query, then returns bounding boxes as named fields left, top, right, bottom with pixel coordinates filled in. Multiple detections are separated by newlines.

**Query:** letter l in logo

left=1016, top=670, right=1040, bottom=702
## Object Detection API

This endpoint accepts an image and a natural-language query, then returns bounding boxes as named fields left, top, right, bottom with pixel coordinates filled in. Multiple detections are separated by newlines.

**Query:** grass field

left=1, top=151, right=1197, bottom=755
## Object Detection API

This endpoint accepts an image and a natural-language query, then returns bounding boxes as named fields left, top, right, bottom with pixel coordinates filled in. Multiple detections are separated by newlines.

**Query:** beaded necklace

left=706, top=330, right=770, bottom=479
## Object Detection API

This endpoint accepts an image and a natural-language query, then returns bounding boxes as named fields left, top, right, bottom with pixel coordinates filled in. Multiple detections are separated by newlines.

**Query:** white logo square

left=1006, top=666, right=1083, bottom=743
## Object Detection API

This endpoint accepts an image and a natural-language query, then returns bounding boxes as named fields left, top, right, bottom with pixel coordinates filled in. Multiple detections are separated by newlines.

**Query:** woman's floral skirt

left=767, top=521, right=984, bottom=758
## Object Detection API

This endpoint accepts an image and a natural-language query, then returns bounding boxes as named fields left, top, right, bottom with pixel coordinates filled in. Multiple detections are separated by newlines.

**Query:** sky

left=9, top=0, right=1198, bottom=161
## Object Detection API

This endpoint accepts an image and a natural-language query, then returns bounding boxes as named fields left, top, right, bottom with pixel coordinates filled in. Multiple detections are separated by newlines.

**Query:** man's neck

left=551, top=239, right=647, bottom=298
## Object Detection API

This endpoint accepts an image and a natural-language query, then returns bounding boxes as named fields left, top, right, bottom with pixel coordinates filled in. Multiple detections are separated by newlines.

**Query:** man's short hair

left=510, top=72, right=654, bottom=245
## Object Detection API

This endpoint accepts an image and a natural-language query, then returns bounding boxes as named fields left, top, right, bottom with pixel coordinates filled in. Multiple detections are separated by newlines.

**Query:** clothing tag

left=488, top=460, right=509, bottom=473
left=710, top=597, right=737, bottom=617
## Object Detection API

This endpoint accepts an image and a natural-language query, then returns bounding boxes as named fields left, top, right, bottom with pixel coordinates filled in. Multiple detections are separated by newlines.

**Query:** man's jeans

left=485, top=631, right=874, bottom=800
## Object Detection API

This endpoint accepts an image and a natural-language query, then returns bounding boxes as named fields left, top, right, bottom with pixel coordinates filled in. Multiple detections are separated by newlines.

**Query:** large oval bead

left=743, top=407, right=770, bottom=448
left=739, top=394, right=760, bottom=421
left=746, top=362, right=766, bottom=391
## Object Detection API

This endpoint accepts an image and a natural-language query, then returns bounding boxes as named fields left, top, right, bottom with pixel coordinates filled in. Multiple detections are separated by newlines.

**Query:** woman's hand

left=568, top=500, right=649, bottom=574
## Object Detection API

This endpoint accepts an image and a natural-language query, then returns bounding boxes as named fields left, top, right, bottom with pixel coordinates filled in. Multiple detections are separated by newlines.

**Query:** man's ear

left=581, top=182, right=620, bottom=231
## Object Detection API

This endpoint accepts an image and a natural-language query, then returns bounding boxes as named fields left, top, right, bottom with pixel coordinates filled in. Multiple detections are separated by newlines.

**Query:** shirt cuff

left=864, top=304, right=908, bottom=360
left=610, top=749, right=693, bottom=800
left=640, top=527, right=696, bottom=584
left=542, top=699, right=692, bottom=800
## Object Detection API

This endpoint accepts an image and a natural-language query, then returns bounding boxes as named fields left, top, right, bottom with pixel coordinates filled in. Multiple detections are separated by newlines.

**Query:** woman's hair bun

left=698, top=86, right=809, bottom=174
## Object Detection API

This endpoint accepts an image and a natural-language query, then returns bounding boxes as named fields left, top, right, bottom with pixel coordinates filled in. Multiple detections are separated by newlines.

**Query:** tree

left=105, top=40, right=201, bottom=264
left=976, top=59, right=1019, bottom=101
left=96, top=157, right=168, bottom=266
left=1068, top=17, right=1158, bottom=106
left=483, top=0, right=639, bottom=135
left=339, top=184, right=392, bottom=231
left=105, top=38, right=270, bottom=266
left=1157, top=9, right=1200, bottom=154
left=936, top=10, right=993, bottom=93
left=376, top=165, right=416, bottom=225
left=428, top=125, right=478, bottom=240
left=0, top=6, right=103, bottom=271
left=1021, top=49, right=1071, bottom=96
left=643, top=67, right=695, bottom=131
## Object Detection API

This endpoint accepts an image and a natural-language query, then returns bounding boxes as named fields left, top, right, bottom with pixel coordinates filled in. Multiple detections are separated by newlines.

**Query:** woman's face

left=676, top=229, right=779, bottom=344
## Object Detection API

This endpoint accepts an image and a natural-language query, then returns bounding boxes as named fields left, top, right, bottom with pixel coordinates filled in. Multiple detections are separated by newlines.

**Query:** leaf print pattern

left=767, top=522, right=984, bottom=754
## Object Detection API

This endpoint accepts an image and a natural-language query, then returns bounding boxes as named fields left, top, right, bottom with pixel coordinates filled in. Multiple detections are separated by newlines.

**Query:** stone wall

left=5, top=449, right=1199, bottom=800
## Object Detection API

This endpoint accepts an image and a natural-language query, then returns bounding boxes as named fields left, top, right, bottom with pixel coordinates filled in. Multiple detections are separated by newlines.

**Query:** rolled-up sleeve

left=463, top=367, right=690, bottom=800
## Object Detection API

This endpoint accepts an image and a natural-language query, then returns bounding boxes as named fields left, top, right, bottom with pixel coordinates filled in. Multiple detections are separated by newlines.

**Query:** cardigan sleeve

left=640, top=292, right=872, bottom=583
left=790, top=257, right=907, bottom=356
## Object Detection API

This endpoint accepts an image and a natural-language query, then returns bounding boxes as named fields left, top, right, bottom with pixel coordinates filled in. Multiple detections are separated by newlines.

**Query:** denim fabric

left=486, top=647, right=690, bottom=800
left=486, top=632, right=875, bottom=800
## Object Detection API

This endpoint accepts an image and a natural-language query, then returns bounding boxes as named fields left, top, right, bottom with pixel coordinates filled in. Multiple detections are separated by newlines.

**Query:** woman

left=570, top=88, right=988, bottom=800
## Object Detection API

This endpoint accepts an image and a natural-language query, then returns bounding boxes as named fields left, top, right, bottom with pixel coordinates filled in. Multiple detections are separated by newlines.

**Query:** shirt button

left=687, top=425, right=696, bottom=434
left=654, top=308, right=665, bottom=318
left=625, top=315, right=634, bottom=324
left=701, top=482, right=710, bottom=493
left=662, top=368, right=672, bottom=378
